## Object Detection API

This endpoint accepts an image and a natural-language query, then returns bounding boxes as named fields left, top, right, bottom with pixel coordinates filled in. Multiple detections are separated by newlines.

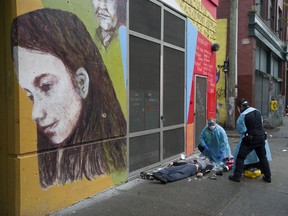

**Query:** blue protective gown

left=199, top=124, right=233, bottom=163
left=233, top=107, right=272, bottom=171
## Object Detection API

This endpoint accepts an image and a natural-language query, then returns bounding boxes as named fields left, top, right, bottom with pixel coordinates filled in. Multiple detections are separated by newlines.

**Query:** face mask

left=237, top=107, right=241, bottom=113
left=209, top=125, right=216, bottom=130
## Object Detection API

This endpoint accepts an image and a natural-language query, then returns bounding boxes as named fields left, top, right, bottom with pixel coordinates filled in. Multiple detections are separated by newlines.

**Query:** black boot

left=228, top=175, right=241, bottom=182
left=263, top=176, right=271, bottom=183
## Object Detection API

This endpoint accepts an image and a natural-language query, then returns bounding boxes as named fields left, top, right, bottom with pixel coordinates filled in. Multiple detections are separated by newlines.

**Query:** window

left=164, top=10, right=185, bottom=48
left=255, top=44, right=268, bottom=72
left=271, top=56, right=279, bottom=78
left=129, top=36, right=161, bottom=132
left=129, top=0, right=161, bottom=39
left=129, top=0, right=186, bottom=172
left=277, top=8, right=283, bottom=39
left=269, top=0, right=275, bottom=30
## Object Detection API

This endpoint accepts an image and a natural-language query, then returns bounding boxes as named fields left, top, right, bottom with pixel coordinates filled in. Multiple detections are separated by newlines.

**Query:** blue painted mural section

left=186, top=20, right=198, bottom=120
left=119, top=25, right=127, bottom=89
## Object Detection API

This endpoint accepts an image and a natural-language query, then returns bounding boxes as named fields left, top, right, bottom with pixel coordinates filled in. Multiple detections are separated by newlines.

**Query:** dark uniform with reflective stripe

left=233, top=107, right=271, bottom=180
left=244, top=109, right=266, bottom=143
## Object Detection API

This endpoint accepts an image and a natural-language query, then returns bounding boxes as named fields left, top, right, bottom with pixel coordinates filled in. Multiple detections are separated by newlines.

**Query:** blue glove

left=203, top=145, right=209, bottom=152
left=216, top=151, right=223, bottom=160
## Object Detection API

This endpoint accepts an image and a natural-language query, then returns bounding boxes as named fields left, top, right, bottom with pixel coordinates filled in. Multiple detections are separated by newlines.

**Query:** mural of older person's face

left=14, top=46, right=85, bottom=144
left=92, top=0, right=118, bottom=31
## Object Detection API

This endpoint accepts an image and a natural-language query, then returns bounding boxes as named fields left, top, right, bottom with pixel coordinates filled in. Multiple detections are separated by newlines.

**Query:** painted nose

left=32, top=99, right=46, bottom=122
left=98, top=0, right=107, bottom=8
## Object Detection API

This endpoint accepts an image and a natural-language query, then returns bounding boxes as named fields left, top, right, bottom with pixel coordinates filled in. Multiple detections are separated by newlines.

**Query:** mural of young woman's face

left=14, top=47, right=84, bottom=144
left=92, top=0, right=118, bottom=31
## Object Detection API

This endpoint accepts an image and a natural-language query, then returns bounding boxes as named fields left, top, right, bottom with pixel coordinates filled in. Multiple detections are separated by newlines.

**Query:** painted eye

left=41, top=83, right=52, bottom=92
left=27, top=93, right=34, bottom=101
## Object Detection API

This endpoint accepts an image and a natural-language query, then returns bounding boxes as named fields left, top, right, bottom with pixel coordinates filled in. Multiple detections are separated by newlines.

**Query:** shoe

left=152, top=173, right=167, bottom=184
left=216, top=171, right=223, bottom=176
left=140, top=172, right=154, bottom=180
left=228, top=175, right=241, bottom=182
left=263, top=176, right=271, bottom=183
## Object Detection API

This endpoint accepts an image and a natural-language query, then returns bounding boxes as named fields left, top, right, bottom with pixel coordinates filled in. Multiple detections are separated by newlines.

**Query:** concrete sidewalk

left=51, top=117, right=288, bottom=216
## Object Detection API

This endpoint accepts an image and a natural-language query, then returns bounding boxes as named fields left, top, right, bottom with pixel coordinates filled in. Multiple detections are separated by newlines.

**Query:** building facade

left=0, top=0, right=219, bottom=215
left=217, top=0, right=287, bottom=127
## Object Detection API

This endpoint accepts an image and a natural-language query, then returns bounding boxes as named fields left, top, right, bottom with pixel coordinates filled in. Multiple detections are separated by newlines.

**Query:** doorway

left=194, top=76, right=207, bottom=148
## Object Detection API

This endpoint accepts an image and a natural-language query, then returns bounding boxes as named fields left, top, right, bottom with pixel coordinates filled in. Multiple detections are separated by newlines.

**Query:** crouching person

left=198, top=118, right=233, bottom=167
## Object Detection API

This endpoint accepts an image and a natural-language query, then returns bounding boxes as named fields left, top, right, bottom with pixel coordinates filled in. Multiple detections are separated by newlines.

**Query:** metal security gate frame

left=127, top=0, right=187, bottom=177
left=194, top=75, right=207, bottom=149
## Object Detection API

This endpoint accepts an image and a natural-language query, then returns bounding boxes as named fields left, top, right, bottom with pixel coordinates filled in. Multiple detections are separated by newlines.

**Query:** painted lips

left=39, top=121, right=58, bottom=135
left=97, top=11, right=110, bottom=19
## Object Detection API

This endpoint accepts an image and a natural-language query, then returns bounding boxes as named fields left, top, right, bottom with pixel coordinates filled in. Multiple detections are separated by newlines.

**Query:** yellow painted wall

left=176, top=0, right=217, bottom=42
left=186, top=123, right=195, bottom=155
left=216, top=19, right=228, bottom=126
left=2, top=0, right=127, bottom=215
left=1, top=0, right=18, bottom=215
left=19, top=154, right=114, bottom=215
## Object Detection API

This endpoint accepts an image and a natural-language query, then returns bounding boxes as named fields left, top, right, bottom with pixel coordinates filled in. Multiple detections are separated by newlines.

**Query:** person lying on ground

left=140, top=156, right=213, bottom=184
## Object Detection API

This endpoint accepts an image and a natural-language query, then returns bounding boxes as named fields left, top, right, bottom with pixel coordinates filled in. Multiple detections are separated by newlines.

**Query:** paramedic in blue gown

left=229, top=98, right=272, bottom=183
left=198, top=118, right=233, bottom=164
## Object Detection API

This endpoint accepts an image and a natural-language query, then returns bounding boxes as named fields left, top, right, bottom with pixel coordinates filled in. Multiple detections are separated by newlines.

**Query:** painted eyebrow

left=33, top=73, right=49, bottom=87
left=23, top=88, right=32, bottom=95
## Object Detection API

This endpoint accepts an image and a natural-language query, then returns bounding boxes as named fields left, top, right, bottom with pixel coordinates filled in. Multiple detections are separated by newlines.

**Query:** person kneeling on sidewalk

left=229, top=98, right=271, bottom=183
left=198, top=118, right=234, bottom=168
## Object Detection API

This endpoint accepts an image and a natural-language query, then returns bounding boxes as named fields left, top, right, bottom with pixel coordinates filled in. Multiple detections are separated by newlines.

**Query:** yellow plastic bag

left=244, top=168, right=261, bottom=179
